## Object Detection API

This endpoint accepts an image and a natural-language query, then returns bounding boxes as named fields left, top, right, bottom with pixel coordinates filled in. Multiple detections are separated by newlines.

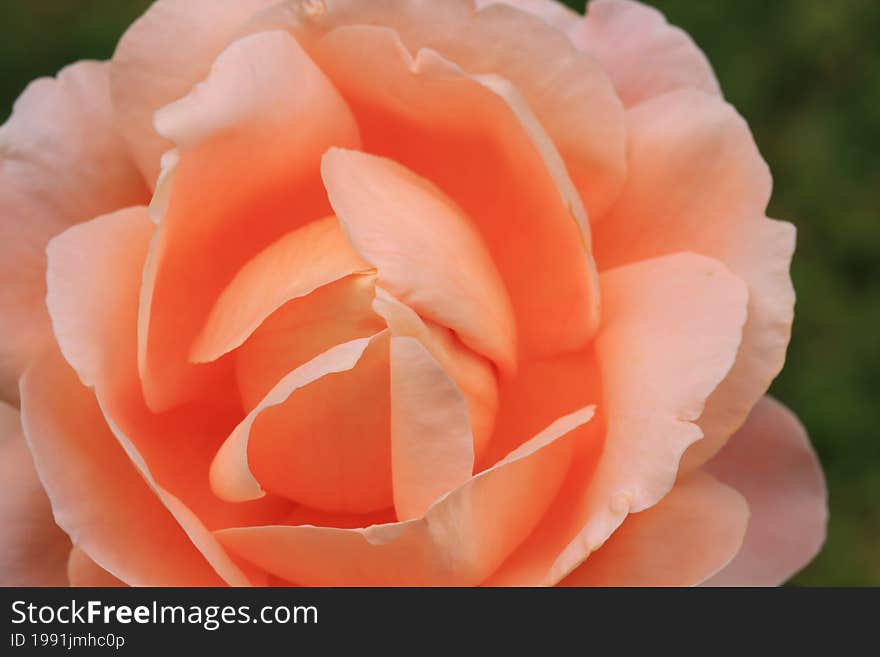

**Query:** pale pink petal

left=322, top=148, right=516, bottom=372
left=252, top=0, right=627, bottom=218
left=216, top=407, right=594, bottom=586
left=191, top=216, right=373, bottom=364
left=373, top=288, right=498, bottom=462
left=488, top=252, right=748, bottom=585
left=308, top=26, right=599, bottom=356
left=110, top=0, right=278, bottom=184
left=0, top=61, right=147, bottom=401
left=68, top=547, right=126, bottom=587
left=703, top=397, right=827, bottom=586
left=211, top=335, right=388, bottom=508
left=593, top=89, right=795, bottom=471
left=390, top=337, right=475, bottom=521
left=560, top=472, right=748, bottom=586
left=0, top=402, right=70, bottom=586
left=569, top=0, right=720, bottom=107
left=20, top=349, right=234, bottom=586
left=474, top=0, right=580, bottom=32
left=138, top=30, right=360, bottom=412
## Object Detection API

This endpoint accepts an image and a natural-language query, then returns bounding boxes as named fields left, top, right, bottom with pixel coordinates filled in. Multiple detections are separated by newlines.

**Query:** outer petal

left=110, top=0, right=278, bottom=184
left=249, top=0, right=627, bottom=218
left=20, top=349, right=233, bottom=586
left=46, top=207, right=154, bottom=390
left=0, top=61, right=147, bottom=401
left=488, top=252, right=748, bottom=585
left=322, top=148, right=515, bottom=372
left=0, top=402, right=70, bottom=586
left=308, top=25, right=601, bottom=356
left=569, top=0, right=720, bottom=107
left=702, top=397, right=827, bottom=586
left=139, top=30, right=360, bottom=412
left=593, top=89, right=795, bottom=471
left=474, top=0, right=579, bottom=32
left=560, top=472, right=748, bottom=586
left=68, top=547, right=126, bottom=587
left=44, top=209, right=273, bottom=584
left=216, top=407, right=594, bottom=586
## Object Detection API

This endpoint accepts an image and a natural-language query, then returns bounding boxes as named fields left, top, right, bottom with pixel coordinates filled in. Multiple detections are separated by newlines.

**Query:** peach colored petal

left=488, top=252, right=747, bottom=585
left=390, top=337, right=475, bottom=521
left=191, top=216, right=373, bottom=364
left=373, top=287, right=498, bottom=462
left=560, top=472, right=749, bottom=586
left=322, top=148, right=516, bottom=372
left=702, top=397, right=827, bottom=586
left=474, top=0, right=579, bottom=32
left=216, top=407, right=594, bottom=586
left=569, top=0, right=720, bottom=107
left=0, top=61, right=147, bottom=402
left=593, top=89, right=795, bottom=472
left=68, top=547, right=126, bottom=587
left=246, top=333, right=393, bottom=513
left=249, top=0, right=626, bottom=219
left=0, top=402, right=70, bottom=586
left=20, top=349, right=233, bottom=586
left=234, top=275, right=384, bottom=410
left=46, top=206, right=154, bottom=390
left=139, top=29, right=360, bottom=412
left=308, top=25, right=600, bottom=357
left=43, top=209, right=277, bottom=583
left=480, top=346, right=601, bottom=470
left=211, top=335, right=387, bottom=505
left=110, top=0, right=277, bottom=184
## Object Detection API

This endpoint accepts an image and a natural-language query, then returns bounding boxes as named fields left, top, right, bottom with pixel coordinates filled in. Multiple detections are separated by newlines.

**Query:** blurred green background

left=2, top=1, right=877, bottom=585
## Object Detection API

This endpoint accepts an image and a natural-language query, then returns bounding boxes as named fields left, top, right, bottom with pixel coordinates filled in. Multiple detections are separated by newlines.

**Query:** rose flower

left=0, top=0, right=826, bottom=586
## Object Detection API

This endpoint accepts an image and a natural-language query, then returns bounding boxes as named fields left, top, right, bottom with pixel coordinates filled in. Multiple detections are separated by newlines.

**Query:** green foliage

left=3, top=0, right=877, bottom=585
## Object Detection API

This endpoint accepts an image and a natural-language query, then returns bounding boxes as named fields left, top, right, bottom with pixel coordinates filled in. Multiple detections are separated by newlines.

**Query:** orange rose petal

left=0, top=61, right=147, bottom=402
left=702, top=397, right=827, bottom=586
left=489, top=252, right=748, bottom=585
left=234, top=274, right=384, bottom=410
left=311, top=26, right=599, bottom=357
left=257, top=0, right=626, bottom=219
left=390, top=337, right=475, bottom=521
left=480, top=346, right=601, bottom=470
left=569, top=0, right=720, bottom=107
left=43, top=209, right=280, bottom=583
left=0, top=402, right=70, bottom=586
left=593, top=89, right=795, bottom=471
left=560, top=472, right=749, bottom=586
left=191, top=215, right=373, bottom=364
left=373, top=287, right=498, bottom=462
left=322, top=148, right=516, bottom=372
left=68, top=547, right=126, bottom=587
left=247, top=333, right=393, bottom=514
left=211, top=335, right=389, bottom=507
left=216, top=407, right=594, bottom=586
left=139, top=29, right=360, bottom=412
left=110, top=0, right=278, bottom=184
left=20, top=349, right=238, bottom=586
left=46, top=207, right=154, bottom=391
